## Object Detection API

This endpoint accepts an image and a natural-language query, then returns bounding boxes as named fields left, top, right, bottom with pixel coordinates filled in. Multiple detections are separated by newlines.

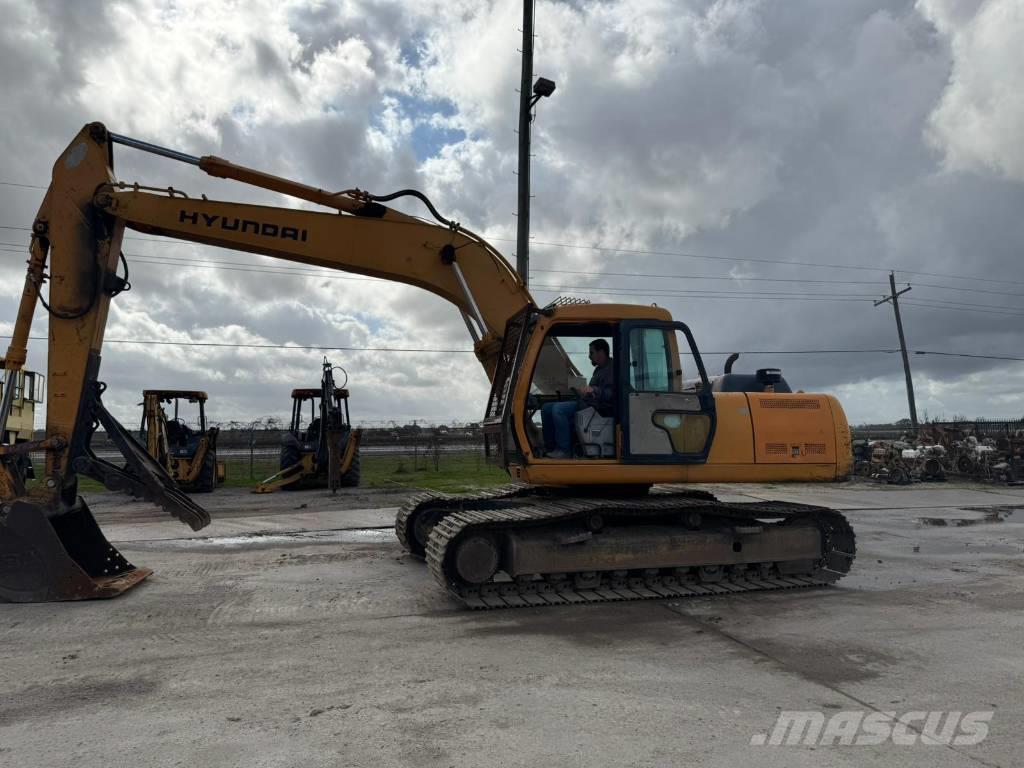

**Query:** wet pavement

left=1, top=479, right=1021, bottom=767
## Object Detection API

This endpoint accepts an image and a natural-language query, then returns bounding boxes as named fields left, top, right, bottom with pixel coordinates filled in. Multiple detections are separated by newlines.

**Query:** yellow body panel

left=507, top=312, right=850, bottom=487
left=513, top=392, right=851, bottom=486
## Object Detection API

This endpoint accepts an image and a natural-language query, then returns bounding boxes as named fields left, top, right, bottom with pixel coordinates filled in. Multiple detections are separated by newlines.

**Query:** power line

left=531, top=286, right=874, bottom=302
left=533, top=267, right=884, bottom=286
left=531, top=282, right=879, bottom=298
left=0, top=181, right=46, bottom=190
left=0, top=244, right=882, bottom=300
left=6, top=242, right=1022, bottom=311
left=4, top=205, right=1024, bottom=287
left=5, top=234, right=1024, bottom=301
left=4, top=334, right=1023, bottom=361
left=902, top=300, right=1024, bottom=317
left=512, top=236, right=1024, bottom=286
left=913, top=282, right=1024, bottom=299
left=915, top=350, right=1024, bottom=362
left=126, top=253, right=386, bottom=283
left=0, top=336, right=473, bottom=353
left=914, top=297, right=1024, bottom=312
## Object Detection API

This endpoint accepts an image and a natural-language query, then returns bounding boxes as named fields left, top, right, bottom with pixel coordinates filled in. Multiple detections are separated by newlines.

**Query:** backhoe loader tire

left=280, top=442, right=301, bottom=471
left=279, top=442, right=304, bottom=491
left=339, top=447, right=361, bottom=487
left=194, top=452, right=217, bottom=493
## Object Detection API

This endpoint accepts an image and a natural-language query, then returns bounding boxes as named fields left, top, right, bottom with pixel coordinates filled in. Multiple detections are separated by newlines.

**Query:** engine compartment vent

left=757, top=398, right=821, bottom=409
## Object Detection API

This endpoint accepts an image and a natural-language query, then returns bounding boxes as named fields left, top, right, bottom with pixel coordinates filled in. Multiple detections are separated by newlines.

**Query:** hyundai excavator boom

left=0, top=123, right=855, bottom=605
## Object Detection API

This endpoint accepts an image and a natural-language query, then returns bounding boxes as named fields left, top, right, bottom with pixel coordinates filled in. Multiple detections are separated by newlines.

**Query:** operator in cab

left=541, top=339, right=614, bottom=458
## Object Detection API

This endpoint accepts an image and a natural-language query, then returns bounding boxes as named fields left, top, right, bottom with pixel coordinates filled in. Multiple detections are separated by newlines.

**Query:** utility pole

left=875, top=271, right=918, bottom=432
left=515, top=0, right=535, bottom=288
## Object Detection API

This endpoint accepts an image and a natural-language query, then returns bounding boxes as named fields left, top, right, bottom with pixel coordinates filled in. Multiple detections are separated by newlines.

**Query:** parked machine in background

left=254, top=358, right=362, bottom=493
left=0, top=365, right=44, bottom=489
left=0, top=366, right=43, bottom=445
left=140, top=390, right=225, bottom=493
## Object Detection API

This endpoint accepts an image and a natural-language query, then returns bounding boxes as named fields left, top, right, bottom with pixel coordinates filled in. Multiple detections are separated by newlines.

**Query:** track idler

left=0, top=496, right=150, bottom=602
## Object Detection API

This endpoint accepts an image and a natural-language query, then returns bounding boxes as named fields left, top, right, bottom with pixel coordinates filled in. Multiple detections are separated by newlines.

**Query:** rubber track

left=425, top=494, right=856, bottom=610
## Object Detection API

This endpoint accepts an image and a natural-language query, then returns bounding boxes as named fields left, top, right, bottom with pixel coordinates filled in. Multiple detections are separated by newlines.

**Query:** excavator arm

left=0, top=122, right=533, bottom=602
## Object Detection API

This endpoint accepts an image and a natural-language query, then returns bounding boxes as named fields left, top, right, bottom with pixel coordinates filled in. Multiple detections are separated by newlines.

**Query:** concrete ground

left=1, top=480, right=1022, bottom=768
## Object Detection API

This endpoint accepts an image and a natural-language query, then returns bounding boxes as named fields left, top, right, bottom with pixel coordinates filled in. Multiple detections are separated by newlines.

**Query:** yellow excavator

left=0, top=123, right=855, bottom=604
left=140, top=389, right=225, bottom=492
left=254, top=358, right=362, bottom=492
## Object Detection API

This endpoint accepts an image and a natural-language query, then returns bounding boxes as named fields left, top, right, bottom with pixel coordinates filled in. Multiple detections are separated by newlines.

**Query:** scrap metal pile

left=853, top=421, right=1024, bottom=485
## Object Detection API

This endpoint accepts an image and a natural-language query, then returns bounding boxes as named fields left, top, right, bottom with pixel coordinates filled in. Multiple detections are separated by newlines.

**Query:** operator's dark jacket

left=585, top=358, right=615, bottom=415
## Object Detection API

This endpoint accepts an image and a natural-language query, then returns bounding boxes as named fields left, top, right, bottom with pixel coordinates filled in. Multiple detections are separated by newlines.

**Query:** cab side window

left=628, top=328, right=676, bottom=392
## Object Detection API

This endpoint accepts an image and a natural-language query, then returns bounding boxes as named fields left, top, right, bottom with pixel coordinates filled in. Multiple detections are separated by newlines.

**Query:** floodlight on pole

left=515, top=0, right=555, bottom=290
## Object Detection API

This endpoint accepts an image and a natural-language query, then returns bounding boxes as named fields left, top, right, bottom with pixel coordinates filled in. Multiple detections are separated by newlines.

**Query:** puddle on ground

left=170, top=528, right=393, bottom=549
left=917, top=506, right=1019, bottom=527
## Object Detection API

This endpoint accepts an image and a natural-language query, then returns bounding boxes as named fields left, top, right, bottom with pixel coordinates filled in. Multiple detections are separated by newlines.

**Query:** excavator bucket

left=0, top=497, right=150, bottom=602
left=0, top=381, right=210, bottom=603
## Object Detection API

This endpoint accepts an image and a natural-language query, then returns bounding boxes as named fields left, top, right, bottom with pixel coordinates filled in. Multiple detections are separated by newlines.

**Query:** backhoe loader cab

left=0, top=366, right=44, bottom=445
left=283, top=386, right=354, bottom=472
left=0, top=365, right=44, bottom=489
left=254, top=359, right=362, bottom=492
left=139, top=390, right=225, bottom=492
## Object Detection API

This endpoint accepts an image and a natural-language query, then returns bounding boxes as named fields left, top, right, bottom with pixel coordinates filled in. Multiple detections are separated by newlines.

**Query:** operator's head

left=588, top=338, right=610, bottom=366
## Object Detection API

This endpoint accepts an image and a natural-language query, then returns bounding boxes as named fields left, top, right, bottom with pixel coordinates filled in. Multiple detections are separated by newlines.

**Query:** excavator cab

left=486, top=306, right=717, bottom=470
left=139, top=390, right=225, bottom=493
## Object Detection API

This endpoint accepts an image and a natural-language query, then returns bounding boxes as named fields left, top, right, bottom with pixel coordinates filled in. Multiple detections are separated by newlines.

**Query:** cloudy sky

left=1, top=0, right=1022, bottom=430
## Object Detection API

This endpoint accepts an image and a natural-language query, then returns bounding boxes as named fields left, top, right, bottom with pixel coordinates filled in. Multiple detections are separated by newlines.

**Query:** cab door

left=619, top=321, right=716, bottom=464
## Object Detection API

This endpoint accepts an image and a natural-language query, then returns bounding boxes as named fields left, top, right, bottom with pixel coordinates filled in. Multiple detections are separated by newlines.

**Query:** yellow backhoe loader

left=140, top=390, right=225, bottom=492
left=0, top=364, right=44, bottom=490
left=254, top=358, right=362, bottom=492
left=0, top=123, right=855, bottom=604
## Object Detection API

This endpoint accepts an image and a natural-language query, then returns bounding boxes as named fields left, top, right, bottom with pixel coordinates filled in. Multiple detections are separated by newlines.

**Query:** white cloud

left=920, top=0, right=1024, bottom=180
left=1, top=0, right=1022, bottom=433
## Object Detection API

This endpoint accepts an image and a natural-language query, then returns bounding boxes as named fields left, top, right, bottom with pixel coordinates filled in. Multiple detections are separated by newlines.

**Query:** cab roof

left=143, top=389, right=208, bottom=400
left=544, top=302, right=673, bottom=322
left=291, top=388, right=349, bottom=399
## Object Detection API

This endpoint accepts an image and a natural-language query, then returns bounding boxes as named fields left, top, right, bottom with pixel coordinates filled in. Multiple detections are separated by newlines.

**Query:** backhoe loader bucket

left=0, top=497, right=150, bottom=602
